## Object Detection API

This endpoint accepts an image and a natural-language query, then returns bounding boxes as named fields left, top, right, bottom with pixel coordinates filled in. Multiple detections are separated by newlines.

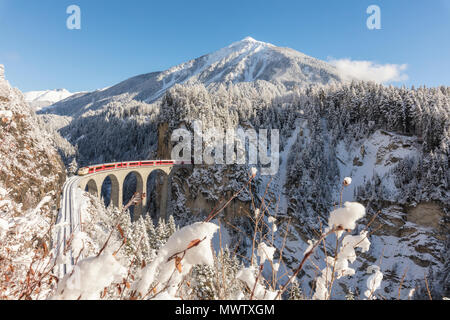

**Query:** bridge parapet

left=77, top=161, right=179, bottom=220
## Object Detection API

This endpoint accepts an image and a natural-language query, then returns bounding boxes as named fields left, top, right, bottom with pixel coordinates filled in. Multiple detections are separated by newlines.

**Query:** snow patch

left=336, top=130, right=418, bottom=202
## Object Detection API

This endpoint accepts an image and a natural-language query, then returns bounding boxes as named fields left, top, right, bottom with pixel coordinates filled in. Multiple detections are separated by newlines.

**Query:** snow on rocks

left=10, top=196, right=52, bottom=241
left=304, top=239, right=317, bottom=255
left=0, top=64, right=4, bottom=80
left=0, top=217, right=10, bottom=237
left=0, top=110, right=13, bottom=120
left=0, top=187, right=7, bottom=198
left=0, top=187, right=12, bottom=214
left=273, top=262, right=280, bottom=272
left=0, top=191, right=62, bottom=299
left=29, top=195, right=52, bottom=216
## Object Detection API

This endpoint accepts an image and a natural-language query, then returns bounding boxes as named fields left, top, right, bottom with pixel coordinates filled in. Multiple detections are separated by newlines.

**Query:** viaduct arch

left=78, top=162, right=176, bottom=221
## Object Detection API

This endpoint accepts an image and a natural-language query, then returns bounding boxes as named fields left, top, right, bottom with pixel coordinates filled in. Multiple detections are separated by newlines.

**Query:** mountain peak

left=232, top=36, right=273, bottom=47
left=47, top=38, right=344, bottom=115
left=242, top=36, right=257, bottom=42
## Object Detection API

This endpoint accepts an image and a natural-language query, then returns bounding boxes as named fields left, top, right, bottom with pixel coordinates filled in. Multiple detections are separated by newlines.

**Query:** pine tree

left=144, top=213, right=156, bottom=246
left=68, top=158, right=78, bottom=176
left=167, top=215, right=177, bottom=236
left=130, top=216, right=153, bottom=265
left=191, top=265, right=217, bottom=300
left=154, top=218, right=168, bottom=250
left=288, top=280, right=304, bottom=300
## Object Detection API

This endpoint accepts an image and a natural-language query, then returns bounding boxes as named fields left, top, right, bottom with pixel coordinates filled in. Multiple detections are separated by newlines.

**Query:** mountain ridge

left=24, top=88, right=78, bottom=111
left=43, top=37, right=343, bottom=117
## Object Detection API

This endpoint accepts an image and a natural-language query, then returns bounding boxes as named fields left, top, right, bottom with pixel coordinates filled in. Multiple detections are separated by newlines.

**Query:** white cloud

left=328, top=58, right=408, bottom=84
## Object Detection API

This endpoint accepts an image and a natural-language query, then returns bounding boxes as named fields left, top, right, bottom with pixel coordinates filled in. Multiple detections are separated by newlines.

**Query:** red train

left=77, top=160, right=190, bottom=176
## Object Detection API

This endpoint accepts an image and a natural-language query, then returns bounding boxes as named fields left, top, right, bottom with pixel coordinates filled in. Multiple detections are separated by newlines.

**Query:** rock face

left=358, top=204, right=447, bottom=298
left=0, top=66, right=66, bottom=212
left=407, top=202, right=445, bottom=230
left=155, top=119, right=252, bottom=222
left=0, top=66, right=67, bottom=300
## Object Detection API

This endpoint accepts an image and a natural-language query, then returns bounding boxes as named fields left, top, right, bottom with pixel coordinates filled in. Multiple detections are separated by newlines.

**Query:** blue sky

left=0, top=0, right=449, bottom=92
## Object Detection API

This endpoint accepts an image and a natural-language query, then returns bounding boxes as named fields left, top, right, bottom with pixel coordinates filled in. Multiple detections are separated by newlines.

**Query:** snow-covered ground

left=335, top=130, right=418, bottom=203
left=257, top=118, right=309, bottom=217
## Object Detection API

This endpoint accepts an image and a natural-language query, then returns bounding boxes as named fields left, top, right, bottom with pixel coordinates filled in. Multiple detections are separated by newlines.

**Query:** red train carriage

left=77, top=160, right=182, bottom=176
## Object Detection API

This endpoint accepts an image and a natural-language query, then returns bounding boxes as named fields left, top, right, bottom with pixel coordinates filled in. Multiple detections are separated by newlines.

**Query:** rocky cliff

left=0, top=64, right=66, bottom=213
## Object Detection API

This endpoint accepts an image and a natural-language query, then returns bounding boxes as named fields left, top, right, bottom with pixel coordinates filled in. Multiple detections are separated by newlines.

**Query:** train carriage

left=77, top=160, right=189, bottom=176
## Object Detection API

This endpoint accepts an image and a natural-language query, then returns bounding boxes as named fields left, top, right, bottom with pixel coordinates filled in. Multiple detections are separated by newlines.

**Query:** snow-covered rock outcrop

left=0, top=66, right=67, bottom=299
left=0, top=66, right=66, bottom=211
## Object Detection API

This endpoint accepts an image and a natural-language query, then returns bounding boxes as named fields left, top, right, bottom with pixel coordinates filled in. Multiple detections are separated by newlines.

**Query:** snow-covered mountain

left=24, top=88, right=76, bottom=111
left=32, top=38, right=449, bottom=300
left=148, top=36, right=342, bottom=97
left=45, top=37, right=343, bottom=116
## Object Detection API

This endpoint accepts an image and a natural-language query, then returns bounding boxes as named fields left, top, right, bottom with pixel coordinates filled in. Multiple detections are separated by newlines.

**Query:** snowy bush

left=0, top=176, right=393, bottom=301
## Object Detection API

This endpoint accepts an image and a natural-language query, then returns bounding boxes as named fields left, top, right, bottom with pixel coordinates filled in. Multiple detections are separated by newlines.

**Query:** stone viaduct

left=77, top=162, right=178, bottom=220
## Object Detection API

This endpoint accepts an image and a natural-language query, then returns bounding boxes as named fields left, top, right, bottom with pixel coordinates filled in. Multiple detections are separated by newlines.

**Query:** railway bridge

left=77, top=160, right=188, bottom=220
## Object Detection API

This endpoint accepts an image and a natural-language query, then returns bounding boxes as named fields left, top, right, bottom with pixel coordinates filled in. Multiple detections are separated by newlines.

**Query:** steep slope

left=281, top=127, right=448, bottom=299
left=0, top=65, right=67, bottom=299
left=44, top=37, right=343, bottom=117
left=154, top=82, right=449, bottom=299
left=0, top=65, right=66, bottom=211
